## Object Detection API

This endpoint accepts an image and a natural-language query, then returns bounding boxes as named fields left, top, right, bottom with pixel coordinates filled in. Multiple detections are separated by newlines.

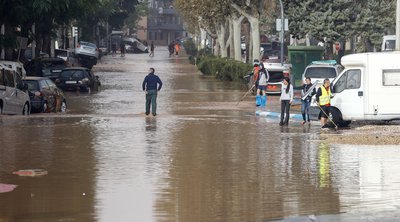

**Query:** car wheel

left=60, top=100, right=67, bottom=113
left=22, top=103, right=30, bottom=115
left=42, top=102, right=48, bottom=113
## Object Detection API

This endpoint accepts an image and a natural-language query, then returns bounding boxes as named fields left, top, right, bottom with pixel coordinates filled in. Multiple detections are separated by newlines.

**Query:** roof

left=61, top=67, right=89, bottom=71
left=23, top=76, right=50, bottom=81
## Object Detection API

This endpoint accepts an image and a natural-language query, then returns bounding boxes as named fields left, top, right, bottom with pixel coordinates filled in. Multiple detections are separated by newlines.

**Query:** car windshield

left=25, top=80, right=39, bottom=91
left=61, top=70, right=85, bottom=79
left=80, top=42, right=96, bottom=48
left=305, top=67, right=337, bottom=79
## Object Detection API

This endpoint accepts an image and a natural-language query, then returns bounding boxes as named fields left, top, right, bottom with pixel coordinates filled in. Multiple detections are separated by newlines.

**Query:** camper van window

left=346, top=70, right=361, bottom=89
left=383, top=69, right=400, bottom=86
left=305, top=67, right=337, bottom=79
left=333, top=69, right=361, bottom=93
left=333, top=73, right=347, bottom=93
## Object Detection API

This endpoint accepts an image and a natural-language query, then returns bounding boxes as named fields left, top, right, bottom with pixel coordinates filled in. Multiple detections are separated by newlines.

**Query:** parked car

left=301, top=60, right=344, bottom=87
left=55, top=49, right=74, bottom=62
left=245, top=62, right=291, bottom=95
left=23, top=77, right=67, bottom=113
left=55, top=67, right=101, bottom=93
left=24, top=57, right=68, bottom=81
left=0, top=64, right=30, bottom=115
left=74, top=41, right=98, bottom=69
left=123, top=37, right=148, bottom=53
left=0, top=61, right=26, bottom=78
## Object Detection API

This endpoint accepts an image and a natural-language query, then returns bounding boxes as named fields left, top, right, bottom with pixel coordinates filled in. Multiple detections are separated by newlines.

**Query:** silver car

left=74, top=41, right=99, bottom=69
left=0, top=64, right=30, bottom=115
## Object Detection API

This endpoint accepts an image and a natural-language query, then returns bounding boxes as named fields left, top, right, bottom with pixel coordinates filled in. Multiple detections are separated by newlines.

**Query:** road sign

left=72, top=26, right=78, bottom=37
left=276, top=19, right=289, bottom=31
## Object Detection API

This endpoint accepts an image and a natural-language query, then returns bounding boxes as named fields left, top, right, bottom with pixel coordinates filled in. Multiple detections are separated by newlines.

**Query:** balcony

left=158, top=8, right=176, bottom=15
left=148, top=22, right=184, bottom=31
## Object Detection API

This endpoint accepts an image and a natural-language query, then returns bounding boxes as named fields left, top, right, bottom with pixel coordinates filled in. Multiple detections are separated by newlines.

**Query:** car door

left=14, top=72, right=29, bottom=112
left=0, top=69, right=7, bottom=113
left=331, top=69, right=364, bottom=120
left=4, top=69, right=17, bottom=113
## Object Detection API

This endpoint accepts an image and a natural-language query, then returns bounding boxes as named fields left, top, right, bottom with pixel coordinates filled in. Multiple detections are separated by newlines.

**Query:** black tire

left=60, top=100, right=67, bottom=113
left=330, top=107, right=351, bottom=127
left=22, top=103, right=30, bottom=115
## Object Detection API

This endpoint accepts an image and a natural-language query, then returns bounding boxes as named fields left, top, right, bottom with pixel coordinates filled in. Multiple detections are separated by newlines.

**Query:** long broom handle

left=236, top=85, right=255, bottom=106
left=316, top=102, right=338, bottom=129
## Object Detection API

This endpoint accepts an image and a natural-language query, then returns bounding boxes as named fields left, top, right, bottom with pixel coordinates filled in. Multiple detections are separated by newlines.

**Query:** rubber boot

left=256, top=95, right=261, bottom=106
left=261, top=95, right=267, bottom=107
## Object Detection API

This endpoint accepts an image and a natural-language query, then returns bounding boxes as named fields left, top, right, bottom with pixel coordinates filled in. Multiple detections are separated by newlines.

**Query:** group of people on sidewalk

left=253, top=62, right=333, bottom=128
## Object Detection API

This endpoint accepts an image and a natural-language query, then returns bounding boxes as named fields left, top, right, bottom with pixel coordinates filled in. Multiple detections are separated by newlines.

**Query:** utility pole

left=279, top=0, right=284, bottom=65
left=396, top=0, right=400, bottom=50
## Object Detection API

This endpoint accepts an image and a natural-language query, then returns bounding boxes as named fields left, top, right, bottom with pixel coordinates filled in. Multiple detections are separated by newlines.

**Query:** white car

left=0, top=64, right=30, bottom=115
left=74, top=41, right=98, bottom=69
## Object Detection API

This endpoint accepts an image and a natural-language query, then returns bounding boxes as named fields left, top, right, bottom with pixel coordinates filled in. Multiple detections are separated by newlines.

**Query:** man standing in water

left=142, top=68, right=163, bottom=116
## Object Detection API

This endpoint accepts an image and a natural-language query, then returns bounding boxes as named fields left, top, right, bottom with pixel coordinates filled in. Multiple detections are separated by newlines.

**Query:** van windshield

left=305, top=67, right=337, bottom=79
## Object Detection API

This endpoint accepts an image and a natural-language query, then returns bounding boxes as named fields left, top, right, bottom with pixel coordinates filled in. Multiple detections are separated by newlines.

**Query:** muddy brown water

left=1, top=50, right=400, bottom=221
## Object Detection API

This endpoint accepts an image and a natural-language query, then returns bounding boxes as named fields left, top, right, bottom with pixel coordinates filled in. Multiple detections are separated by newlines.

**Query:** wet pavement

left=1, top=49, right=400, bottom=221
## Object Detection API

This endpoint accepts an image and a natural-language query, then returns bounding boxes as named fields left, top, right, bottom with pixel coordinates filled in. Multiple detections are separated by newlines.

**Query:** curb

left=255, top=110, right=303, bottom=119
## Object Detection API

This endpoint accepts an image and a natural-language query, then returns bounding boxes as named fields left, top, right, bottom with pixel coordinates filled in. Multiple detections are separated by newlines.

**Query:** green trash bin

left=288, top=46, right=324, bottom=87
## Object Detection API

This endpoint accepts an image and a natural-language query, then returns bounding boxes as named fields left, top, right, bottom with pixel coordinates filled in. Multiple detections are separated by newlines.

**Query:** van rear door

left=331, top=68, right=364, bottom=120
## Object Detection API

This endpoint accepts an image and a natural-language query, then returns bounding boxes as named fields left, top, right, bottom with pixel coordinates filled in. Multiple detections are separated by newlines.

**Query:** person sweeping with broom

left=316, top=78, right=333, bottom=128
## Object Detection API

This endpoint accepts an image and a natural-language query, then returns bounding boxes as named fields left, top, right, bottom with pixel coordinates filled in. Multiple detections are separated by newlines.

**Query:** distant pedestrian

left=142, top=68, right=163, bottom=116
left=149, top=41, right=155, bottom=57
left=168, top=42, right=175, bottom=57
left=256, top=63, right=269, bottom=107
left=279, top=77, right=293, bottom=126
left=301, top=77, right=316, bottom=125
left=174, top=42, right=180, bottom=56
left=111, top=43, right=117, bottom=57
left=316, top=78, right=332, bottom=128
left=120, top=42, right=125, bottom=57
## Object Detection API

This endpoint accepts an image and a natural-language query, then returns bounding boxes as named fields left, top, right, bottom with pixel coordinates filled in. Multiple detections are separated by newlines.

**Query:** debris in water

left=12, top=169, right=48, bottom=177
left=0, top=183, right=17, bottom=193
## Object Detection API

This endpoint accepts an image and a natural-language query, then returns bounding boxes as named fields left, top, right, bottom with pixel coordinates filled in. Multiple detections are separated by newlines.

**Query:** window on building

left=155, top=32, right=158, bottom=40
left=160, top=32, right=163, bottom=40
left=149, top=32, right=153, bottom=40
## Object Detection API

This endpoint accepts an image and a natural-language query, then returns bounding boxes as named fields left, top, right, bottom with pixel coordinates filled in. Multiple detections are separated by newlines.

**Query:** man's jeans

left=145, top=90, right=158, bottom=115
left=301, top=100, right=311, bottom=122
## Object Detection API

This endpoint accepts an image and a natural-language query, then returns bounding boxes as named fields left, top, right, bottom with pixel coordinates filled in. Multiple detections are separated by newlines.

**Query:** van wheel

left=330, top=107, right=351, bottom=127
left=22, top=103, right=30, bottom=115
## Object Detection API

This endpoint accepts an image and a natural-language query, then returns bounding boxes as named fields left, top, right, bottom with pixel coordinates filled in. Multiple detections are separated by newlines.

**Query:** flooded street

left=1, top=49, right=400, bottom=221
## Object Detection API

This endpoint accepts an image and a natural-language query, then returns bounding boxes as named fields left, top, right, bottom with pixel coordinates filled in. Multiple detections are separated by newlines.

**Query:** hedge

left=196, top=56, right=252, bottom=81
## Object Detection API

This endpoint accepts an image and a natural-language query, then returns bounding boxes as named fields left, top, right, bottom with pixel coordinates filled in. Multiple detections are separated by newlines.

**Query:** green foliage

left=196, top=56, right=252, bottom=81
left=183, top=39, right=197, bottom=57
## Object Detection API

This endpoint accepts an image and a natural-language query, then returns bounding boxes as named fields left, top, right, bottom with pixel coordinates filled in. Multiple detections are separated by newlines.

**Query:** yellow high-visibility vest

left=319, top=86, right=331, bottom=106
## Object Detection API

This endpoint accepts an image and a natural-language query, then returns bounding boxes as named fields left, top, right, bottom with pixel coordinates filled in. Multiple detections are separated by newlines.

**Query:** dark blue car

left=55, top=67, right=100, bottom=93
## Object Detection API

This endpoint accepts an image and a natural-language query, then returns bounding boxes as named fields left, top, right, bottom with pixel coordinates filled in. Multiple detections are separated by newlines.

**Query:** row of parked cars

left=0, top=57, right=101, bottom=115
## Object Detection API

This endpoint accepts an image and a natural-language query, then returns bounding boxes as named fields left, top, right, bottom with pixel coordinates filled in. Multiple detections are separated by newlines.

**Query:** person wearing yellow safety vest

left=316, top=79, right=332, bottom=128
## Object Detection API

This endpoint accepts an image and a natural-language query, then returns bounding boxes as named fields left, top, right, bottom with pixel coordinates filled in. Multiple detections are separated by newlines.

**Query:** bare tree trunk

left=232, top=16, right=244, bottom=61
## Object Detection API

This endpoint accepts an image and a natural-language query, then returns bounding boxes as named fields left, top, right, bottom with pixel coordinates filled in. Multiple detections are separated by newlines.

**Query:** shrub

left=196, top=56, right=252, bottom=82
left=183, top=39, right=197, bottom=57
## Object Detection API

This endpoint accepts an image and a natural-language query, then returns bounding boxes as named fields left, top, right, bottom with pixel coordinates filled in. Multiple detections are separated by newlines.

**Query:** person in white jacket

left=279, top=77, right=294, bottom=126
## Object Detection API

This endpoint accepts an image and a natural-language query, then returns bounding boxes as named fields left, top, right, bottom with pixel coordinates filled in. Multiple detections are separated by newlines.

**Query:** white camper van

left=329, top=52, right=400, bottom=126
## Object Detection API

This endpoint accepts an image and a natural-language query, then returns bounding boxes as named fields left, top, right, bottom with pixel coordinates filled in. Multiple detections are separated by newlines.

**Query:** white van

left=302, top=60, right=344, bottom=87
left=0, top=65, right=30, bottom=115
left=329, top=52, right=400, bottom=126
left=0, top=61, right=26, bottom=78
left=381, top=35, right=395, bottom=51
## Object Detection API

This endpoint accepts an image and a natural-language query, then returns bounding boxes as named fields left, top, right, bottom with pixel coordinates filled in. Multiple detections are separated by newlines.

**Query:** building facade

left=146, top=0, right=186, bottom=46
